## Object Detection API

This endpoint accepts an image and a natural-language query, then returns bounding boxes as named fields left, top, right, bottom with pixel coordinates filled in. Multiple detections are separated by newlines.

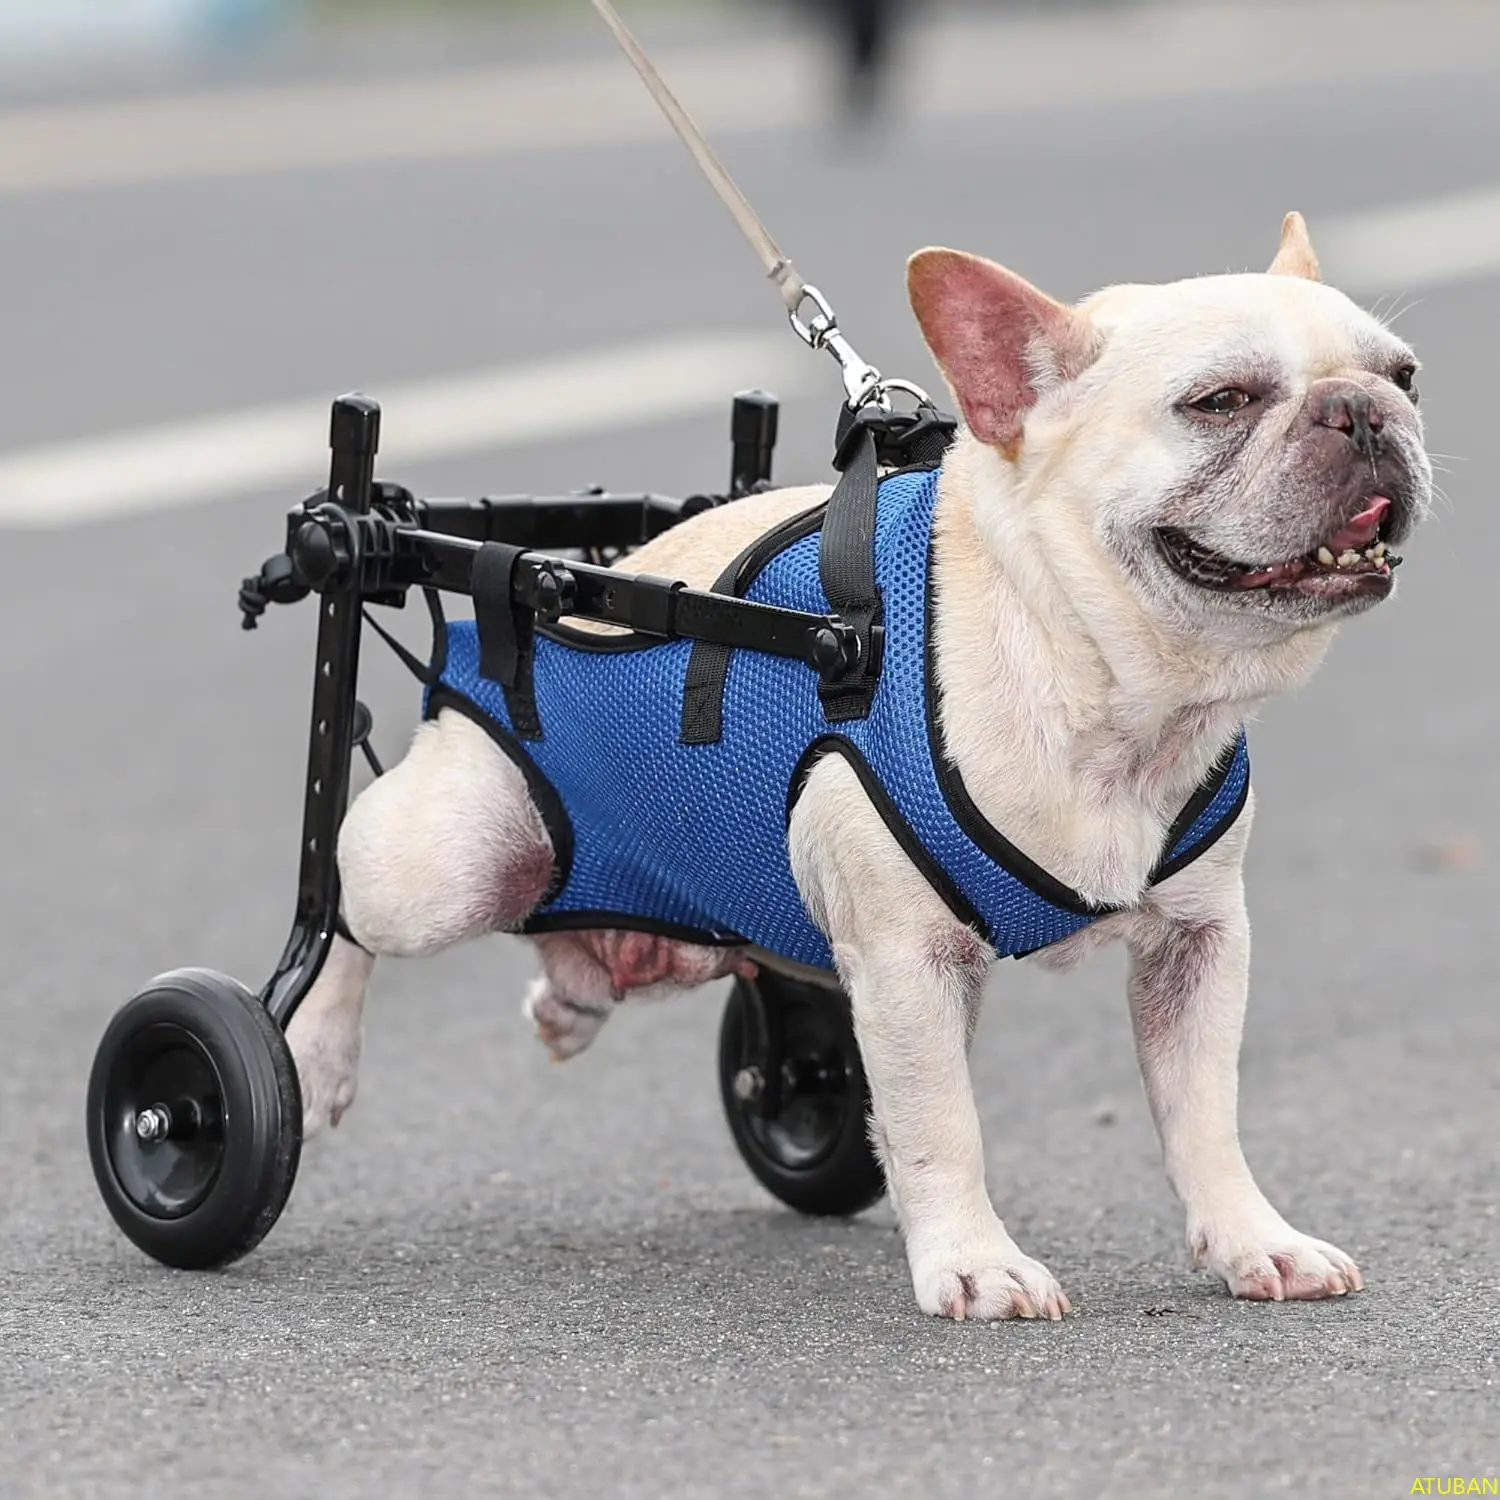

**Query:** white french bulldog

left=288, top=213, right=1429, bottom=1321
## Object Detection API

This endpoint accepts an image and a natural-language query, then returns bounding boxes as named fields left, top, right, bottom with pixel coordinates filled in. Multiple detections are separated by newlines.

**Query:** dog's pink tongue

left=1327, top=496, right=1390, bottom=552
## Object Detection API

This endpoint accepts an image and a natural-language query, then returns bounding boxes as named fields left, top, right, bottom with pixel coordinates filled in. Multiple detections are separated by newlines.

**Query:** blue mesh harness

left=427, top=466, right=1249, bottom=971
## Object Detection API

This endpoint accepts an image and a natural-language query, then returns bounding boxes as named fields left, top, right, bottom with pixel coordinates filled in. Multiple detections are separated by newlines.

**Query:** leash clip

left=789, top=284, right=884, bottom=411
left=790, top=285, right=934, bottom=415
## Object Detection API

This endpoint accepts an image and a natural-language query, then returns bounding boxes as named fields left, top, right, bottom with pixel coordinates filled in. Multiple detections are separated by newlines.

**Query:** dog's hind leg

left=339, top=710, right=555, bottom=957
left=287, top=708, right=555, bottom=1136
left=524, top=931, right=756, bottom=1061
left=523, top=933, right=618, bottom=1061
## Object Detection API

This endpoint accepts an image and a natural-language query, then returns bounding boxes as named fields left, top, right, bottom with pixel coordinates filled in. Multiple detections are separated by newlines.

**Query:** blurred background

left=1, top=2, right=1496, bottom=1498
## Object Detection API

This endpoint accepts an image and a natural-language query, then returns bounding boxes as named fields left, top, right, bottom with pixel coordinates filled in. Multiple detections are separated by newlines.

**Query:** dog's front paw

left=910, top=1235, right=1070, bottom=1322
left=1191, top=1215, right=1363, bottom=1301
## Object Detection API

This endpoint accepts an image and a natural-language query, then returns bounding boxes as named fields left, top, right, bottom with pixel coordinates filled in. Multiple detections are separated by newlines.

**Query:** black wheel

left=86, top=968, right=302, bottom=1269
left=718, top=971, right=885, bottom=1217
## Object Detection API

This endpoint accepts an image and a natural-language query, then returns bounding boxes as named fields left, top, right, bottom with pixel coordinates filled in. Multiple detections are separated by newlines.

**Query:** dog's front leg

left=791, top=756, right=1069, bottom=1322
left=1129, top=813, right=1363, bottom=1301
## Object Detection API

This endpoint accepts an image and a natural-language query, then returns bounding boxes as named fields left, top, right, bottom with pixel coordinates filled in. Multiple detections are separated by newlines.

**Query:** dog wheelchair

left=85, top=377, right=959, bottom=1270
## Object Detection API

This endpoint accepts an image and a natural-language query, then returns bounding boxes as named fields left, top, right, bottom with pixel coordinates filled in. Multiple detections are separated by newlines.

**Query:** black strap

left=678, top=407, right=957, bottom=743
left=679, top=538, right=757, bottom=746
left=473, top=542, right=542, bottom=740
left=1147, top=735, right=1250, bottom=887
left=678, top=505, right=826, bottom=746
left=680, top=640, right=734, bottom=745
left=361, top=586, right=447, bottom=687
left=817, top=417, right=884, bottom=722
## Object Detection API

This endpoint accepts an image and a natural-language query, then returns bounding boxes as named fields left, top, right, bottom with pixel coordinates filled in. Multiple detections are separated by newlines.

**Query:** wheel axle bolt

left=134, top=1106, right=171, bottom=1143
left=732, top=1066, right=765, bottom=1103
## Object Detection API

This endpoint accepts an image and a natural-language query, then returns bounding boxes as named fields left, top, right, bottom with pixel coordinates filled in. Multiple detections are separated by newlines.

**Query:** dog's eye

left=1392, top=363, right=1419, bottom=402
left=1190, top=388, right=1255, bottom=416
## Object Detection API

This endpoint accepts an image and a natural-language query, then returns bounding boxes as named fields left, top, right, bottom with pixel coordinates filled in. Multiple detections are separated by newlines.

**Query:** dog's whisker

left=1373, top=293, right=1424, bottom=327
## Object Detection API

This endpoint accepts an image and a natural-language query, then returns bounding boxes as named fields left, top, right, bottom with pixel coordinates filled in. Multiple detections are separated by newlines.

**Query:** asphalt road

left=1, top=5, right=1497, bottom=1497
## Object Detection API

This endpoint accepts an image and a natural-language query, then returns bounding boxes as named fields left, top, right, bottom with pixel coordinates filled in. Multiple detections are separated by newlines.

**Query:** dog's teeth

left=1337, top=549, right=1361, bottom=568
left=1372, top=542, right=1387, bottom=559
left=1317, top=546, right=1336, bottom=566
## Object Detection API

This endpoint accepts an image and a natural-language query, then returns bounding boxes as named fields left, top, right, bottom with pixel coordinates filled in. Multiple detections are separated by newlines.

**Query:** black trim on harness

left=921, top=549, right=1106, bottom=919
left=786, top=735, right=986, bottom=939
left=472, top=542, right=542, bottom=740
left=921, top=539, right=1250, bottom=916
left=680, top=501, right=831, bottom=745
left=423, top=686, right=573, bottom=906
left=1147, top=746, right=1250, bottom=886
left=519, top=909, right=747, bottom=946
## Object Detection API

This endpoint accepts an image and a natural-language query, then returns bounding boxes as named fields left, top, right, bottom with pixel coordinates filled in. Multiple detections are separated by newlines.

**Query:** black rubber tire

left=86, top=969, right=302, bottom=1269
left=718, top=972, right=886, bottom=1218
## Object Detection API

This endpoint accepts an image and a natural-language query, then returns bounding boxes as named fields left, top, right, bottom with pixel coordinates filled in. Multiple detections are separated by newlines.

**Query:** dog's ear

left=907, top=248, right=1100, bottom=458
left=1268, top=211, right=1321, bottom=282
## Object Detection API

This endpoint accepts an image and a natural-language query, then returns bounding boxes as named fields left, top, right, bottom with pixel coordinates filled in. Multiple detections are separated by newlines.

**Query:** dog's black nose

left=1315, top=388, right=1384, bottom=459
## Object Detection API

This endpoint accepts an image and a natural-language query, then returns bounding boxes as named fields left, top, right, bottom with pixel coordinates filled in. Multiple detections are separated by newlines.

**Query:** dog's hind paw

left=910, top=1238, right=1070, bottom=1322
left=524, top=981, right=611, bottom=1062
left=1191, top=1217, right=1364, bottom=1301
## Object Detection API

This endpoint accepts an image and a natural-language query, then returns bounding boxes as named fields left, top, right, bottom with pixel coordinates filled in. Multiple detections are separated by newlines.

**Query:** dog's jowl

left=288, top=212, right=1430, bottom=1322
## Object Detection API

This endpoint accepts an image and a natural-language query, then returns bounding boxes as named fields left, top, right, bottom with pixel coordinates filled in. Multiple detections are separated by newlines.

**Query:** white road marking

left=1320, top=185, right=1500, bottom=294
left=0, top=331, right=815, bottom=527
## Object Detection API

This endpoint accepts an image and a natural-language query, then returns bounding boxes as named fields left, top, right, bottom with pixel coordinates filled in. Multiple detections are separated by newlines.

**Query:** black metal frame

left=249, top=388, right=838, bottom=1029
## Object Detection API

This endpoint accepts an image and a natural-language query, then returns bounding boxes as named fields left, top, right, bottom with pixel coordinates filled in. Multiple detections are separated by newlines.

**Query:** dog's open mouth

left=1155, top=496, right=1402, bottom=598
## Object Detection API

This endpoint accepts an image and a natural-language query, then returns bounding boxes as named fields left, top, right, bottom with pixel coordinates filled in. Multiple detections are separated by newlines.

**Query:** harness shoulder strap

left=816, top=403, right=957, bottom=723
left=1149, top=733, right=1251, bottom=886
left=816, top=416, right=884, bottom=722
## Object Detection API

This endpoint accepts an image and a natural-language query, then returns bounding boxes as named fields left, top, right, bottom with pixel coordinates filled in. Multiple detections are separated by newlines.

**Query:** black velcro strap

left=817, top=420, right=883, bottom=722
left=680, top=640, right=733, bottom=745
left=677, top=404, right=951, bottom=743
left=473, top=542, right=542, bottom=741
left=678, top=519, right=789, bottom=747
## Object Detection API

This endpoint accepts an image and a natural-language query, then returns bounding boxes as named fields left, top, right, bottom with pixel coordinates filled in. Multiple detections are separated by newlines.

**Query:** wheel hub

left=102, top=1023, right=226, bottom=1220
left=732, top=1003, right=853, bottom=1173
left=133, top=1105, right=171, bottom=1142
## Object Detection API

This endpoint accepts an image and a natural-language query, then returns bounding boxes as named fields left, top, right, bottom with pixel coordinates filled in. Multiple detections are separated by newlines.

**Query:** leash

left=588, top=0, right=960, bottom=722
left=587, top=0, right=930, bottom=417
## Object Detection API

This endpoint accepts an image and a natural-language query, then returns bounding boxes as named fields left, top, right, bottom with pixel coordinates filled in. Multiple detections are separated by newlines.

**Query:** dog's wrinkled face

left=1078, top=272, right=1428, bottom=632
left=908, top=216, right=1432, bottom=644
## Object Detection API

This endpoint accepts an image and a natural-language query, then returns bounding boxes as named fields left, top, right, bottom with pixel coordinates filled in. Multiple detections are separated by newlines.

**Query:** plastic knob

left=291, top=520, right=340, bottom=588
